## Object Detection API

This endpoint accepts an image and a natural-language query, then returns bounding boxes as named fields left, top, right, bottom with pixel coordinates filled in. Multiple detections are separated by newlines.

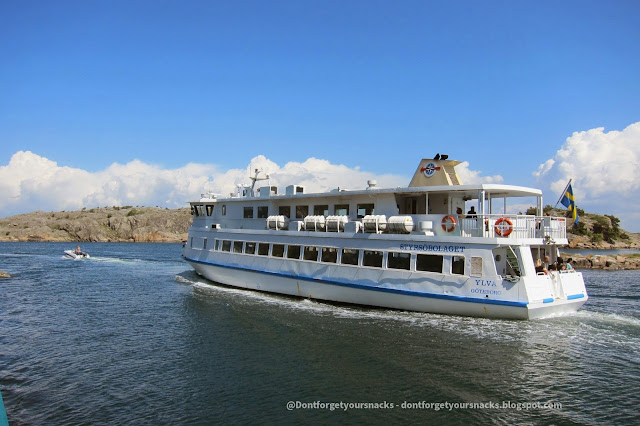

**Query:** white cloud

left=534, top=122, right=640, bottom=232
left=0, top=151, right=506, bottom=219
left=0, top=151, right=219, bottom=215
left=455, top=161, right=504, bottom=184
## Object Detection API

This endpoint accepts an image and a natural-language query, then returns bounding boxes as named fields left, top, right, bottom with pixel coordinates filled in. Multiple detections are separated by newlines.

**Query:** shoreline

left=560, top=252, right=640, bottom=270
left=1, top=240, right=638, bottom=270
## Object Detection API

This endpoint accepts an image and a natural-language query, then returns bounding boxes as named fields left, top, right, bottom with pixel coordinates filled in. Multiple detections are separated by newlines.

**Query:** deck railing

left=456, top=214, right=567, bottom=240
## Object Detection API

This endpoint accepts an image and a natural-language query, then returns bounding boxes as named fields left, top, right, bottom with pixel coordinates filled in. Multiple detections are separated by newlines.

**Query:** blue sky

left=1, top=1, right=639, bottom=230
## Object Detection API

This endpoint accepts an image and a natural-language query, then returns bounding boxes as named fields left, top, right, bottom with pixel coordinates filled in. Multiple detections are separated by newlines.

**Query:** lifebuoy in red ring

left=495, top=217, right=513, bottom=237
left=441, top=215, right=457, bottom=232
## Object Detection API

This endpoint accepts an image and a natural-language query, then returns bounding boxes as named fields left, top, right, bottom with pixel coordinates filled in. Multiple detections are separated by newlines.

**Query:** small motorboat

left=64, top=249, right=90, bottom=260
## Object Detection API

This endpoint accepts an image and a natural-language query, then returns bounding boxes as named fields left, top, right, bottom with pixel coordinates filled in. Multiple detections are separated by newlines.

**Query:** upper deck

left=187, top=157, right=567, bottom=244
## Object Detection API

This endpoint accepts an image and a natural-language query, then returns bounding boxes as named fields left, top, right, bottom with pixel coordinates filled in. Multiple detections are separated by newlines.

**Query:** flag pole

left=554, top=179, right=572, bottom=208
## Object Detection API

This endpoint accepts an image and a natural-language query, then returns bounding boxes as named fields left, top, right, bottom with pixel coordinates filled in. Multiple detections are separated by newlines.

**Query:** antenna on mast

left=249, top=168, right=270, bottom=197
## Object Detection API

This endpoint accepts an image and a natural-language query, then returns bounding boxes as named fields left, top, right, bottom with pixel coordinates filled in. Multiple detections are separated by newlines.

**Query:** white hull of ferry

left=183, top=253, right=587, bottom=320
left=182, top=156, right=589, bottom=320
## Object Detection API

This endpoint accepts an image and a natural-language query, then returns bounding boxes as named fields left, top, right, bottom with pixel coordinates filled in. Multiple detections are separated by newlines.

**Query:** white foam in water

left=574, top=310, right=640, bottom=328
left=178, top=274, right=640, bottom=345
left=89, top=256, right=143, bottom=264
left=179, top=276, right=521, bottom=338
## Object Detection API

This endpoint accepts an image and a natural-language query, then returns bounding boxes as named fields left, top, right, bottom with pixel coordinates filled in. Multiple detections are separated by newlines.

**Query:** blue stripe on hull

left=183, top=255, right=528, bottom=308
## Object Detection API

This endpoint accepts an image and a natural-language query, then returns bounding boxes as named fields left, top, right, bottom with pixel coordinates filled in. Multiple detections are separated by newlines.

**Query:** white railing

left=456, top=214, right=567, bottom=239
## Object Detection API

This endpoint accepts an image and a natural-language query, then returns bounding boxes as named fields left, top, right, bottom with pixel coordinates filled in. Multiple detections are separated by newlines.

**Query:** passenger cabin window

left=417, top=254, right=443, bottom=273
left=452, top=256, right=465, bottom=275
left=202, top=238, right=207, bottom=250
left=357, top=204, right=374, bottom=218
left=296, top=205, right=309, bottom=218
left=303, top=246, right=319, bottom=261
left=341, top=249, right=359, bottom=265
left=287, top=245, right=301, bottom=259
left=272, top=244, right=285, bottom=257
left=279, top=206, right=291, bottom=218
left=222, top=240, right=231, bottom=252
left=388, top=252, right=411, bottom=270
left=222, top=205, right=226, bottom=216
left=206, top=205, right=214, bottom=216
left=314, top=205, right=329, bottom=216
left=321, top=247, right=338, bottom=263
left=258, top=243, right=269, bottom=256
left=257, top=206, right=269, bottom=218
left=233, top=241, right=243, bottom=253
left=214, top=239, right=219, bottom=251
left=334, top=204, right=349, bottom=216
left=245, top=242, right=256, bottom=254
left=244, top=207, right=254, bottom=218
left=363, top=250, right=383, bottom=267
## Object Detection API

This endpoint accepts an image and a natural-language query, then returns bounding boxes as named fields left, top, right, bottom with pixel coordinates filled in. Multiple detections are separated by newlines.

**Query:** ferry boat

left=182, top=157, right=588, bottom=320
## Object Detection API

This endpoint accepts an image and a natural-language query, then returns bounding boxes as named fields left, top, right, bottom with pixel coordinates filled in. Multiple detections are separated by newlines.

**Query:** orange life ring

left=441, top=215, right=457, bottom=232
left=495, top=217, right=513, bottom=237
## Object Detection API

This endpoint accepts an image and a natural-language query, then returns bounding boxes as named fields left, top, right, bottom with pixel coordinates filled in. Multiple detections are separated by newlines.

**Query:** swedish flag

left=560, top=183, right=579, bottom=225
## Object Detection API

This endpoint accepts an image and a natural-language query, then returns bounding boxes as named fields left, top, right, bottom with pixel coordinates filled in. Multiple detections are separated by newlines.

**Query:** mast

left=249, top=168, right=270, bottom=197
left=554, top=179, right=572, bottom=208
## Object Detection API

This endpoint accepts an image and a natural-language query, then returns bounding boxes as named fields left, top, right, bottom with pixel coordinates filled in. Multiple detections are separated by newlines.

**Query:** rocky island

left=0, top=206, right=191, bottom=243
left=0, top=206, right=638, bottom=269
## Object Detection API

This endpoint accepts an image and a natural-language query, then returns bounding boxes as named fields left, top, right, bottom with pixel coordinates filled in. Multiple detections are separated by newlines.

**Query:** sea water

left=1, top=242, right=638, bottom=424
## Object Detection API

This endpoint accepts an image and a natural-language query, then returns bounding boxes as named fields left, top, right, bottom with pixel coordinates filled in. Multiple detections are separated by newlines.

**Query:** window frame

left=279, top=206, right=291, bottom=218
left=334, top=204, right=350, bottom=216
left=363, top=250, right=383, bottom=268
left=287, top=245, right=301, bottom=259
left=257, top=243, right=270, bottom=256
left=303, top=246, right=319, bottom=261
left=340, top=248, right=359, bottom=266
left=245, top=242, right=256, bottom=255
left=296, top=205, right=309, bottom=219
left=321, top=247, right=338, bottom=263
left=272, top=244, right=285, bottom=257
left=387, top=251, right=411, bottom=270
left=416, top=254, right=444, bottom=273
left=357, top=203, right=374, bottom=218
left=257, top=206, right=269, bottom=218
left=452, top=255, right=465, bottom=275
left=314, top=205, right=329, bottom=216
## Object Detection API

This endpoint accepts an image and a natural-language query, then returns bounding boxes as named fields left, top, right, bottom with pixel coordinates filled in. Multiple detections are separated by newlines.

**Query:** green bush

left=590, top=233, right=603, bottom=243
left=572, top=221, right=588, bottom=235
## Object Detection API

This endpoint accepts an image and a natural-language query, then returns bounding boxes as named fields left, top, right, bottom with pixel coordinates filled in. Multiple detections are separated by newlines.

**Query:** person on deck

left=467, top=206, right=477, bottom=218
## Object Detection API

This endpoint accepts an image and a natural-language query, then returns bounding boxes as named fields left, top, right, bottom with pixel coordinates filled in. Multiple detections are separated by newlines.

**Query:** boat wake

left=87, top=256, right=144, bottom=265
left=174, top=272, right=640, bottom=345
